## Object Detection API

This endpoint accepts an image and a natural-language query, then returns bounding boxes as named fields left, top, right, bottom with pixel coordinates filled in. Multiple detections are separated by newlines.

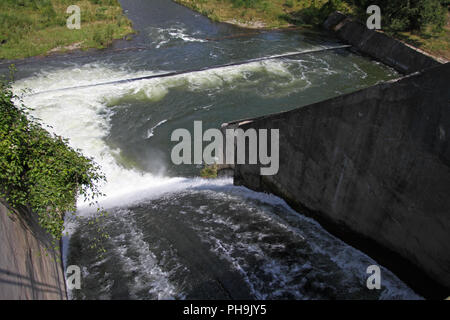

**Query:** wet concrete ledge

left=323, top=12, right=443, bottom=74
left=0, top=199, right=67, bottom=299
left=223, top=62, right=450, bottom=299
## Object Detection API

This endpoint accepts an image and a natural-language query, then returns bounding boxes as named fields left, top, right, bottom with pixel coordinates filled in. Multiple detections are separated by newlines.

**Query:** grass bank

left=174, top=0, right=353, bottom=29
left=174, top=0, right=449, bottom=61
left=0, top=0, right=134, bottom=60
left=393, top=12, right=450, bottom=61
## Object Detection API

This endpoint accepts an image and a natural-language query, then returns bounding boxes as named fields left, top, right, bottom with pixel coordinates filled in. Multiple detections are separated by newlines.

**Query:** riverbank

left=393, top=12, right=450, bottom=62
left=0, top=0, right=134, bottom=60
left=174, top=0, right=352, bottom=29
left=174, top=0, right=449, bottom=61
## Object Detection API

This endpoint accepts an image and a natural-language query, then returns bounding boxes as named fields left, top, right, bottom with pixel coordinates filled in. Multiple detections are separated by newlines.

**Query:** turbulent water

left=5, top=0, right=422, bottom=299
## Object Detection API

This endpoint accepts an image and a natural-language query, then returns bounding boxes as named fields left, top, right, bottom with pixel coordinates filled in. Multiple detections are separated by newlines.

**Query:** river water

left=6, top=0, right=421, bottom=299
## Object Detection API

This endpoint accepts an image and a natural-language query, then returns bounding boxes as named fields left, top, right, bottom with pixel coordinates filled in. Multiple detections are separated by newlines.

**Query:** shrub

left=0, top=69, right=105, bottom=240
left=200, top=163, right=218, bottom=178
left=351, top=0, right=447, bottom=32
left=295, top=0, right=353, bottom=25
left=230, top=0, right=263, bottom=9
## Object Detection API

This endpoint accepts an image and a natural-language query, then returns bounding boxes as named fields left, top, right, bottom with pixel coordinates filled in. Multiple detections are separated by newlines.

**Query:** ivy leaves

left=0, top=73, right=105, bottom=241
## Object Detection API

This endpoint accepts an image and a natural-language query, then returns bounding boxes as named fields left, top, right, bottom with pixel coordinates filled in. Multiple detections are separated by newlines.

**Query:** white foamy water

left=148, top=25, right=207, bottom=49
left=176, top=188, right=422, bottom=300
left=106, top=208, right=181, bottom=299
left=12, top=61, right=298, bottom=207
left=13, top=66, right=178, bottom=208
left=12, top=57, right=416, bottom=300
left=146, top=119, right=167, bottom=139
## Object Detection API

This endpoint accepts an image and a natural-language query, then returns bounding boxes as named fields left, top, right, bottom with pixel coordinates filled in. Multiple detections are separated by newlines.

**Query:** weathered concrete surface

left=225, top=63, right=450, bottom=298
left=323, top=12, right=443, bottom=74
left=0, top=200, right=66, bottom=299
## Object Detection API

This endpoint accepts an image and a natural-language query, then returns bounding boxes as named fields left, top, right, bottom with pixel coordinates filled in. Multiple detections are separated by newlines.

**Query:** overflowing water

left=5, top=0, right=421, bottom=299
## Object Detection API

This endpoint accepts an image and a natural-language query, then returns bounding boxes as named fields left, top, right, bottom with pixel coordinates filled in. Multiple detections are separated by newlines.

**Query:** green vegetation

left=175, top=0, right=352, bottom=28
left=394, top=20, right=450, bottom=61
left=350, top=1, right=450, bottom=60
left=200, top=163, right=218, bottom=178
left=175, top=0, right=449, bottom=60
left=0, top=68, right=105, bottom=241
left=351, top=0, right=447, bottom=32
left=0, top=0, right=134, bottom=60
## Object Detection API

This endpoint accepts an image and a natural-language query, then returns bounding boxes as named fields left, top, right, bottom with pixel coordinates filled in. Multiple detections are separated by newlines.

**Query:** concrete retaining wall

left=0, top=200, right=66, bottom=299
left=323, top=12, right=443, bottom=74
left=224, top=62, right=450, bottom=298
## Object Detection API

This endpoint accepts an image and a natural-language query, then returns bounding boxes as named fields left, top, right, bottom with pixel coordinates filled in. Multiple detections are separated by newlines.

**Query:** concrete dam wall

left=0, top=200, right=66, bottom=299
left=323, top=12, right=443, bottom=74
left=224, top=62, right=450, bottom=298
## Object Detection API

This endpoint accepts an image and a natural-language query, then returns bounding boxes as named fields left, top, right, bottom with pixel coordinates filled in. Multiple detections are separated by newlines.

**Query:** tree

left=351, top=0, right=447, bottom=31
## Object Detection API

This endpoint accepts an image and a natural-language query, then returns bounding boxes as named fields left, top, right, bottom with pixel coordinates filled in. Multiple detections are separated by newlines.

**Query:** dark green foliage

left=200, top=163, right=218, bottom=178
left=230, top=0, right=263, bottom=8
left=295, top=0, right=352, bottom=25
left=0, top=68, right=105, bottom=240
left=350, top=0, right=447, bottom=31
left=222, top=0, right=448, bottom=32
